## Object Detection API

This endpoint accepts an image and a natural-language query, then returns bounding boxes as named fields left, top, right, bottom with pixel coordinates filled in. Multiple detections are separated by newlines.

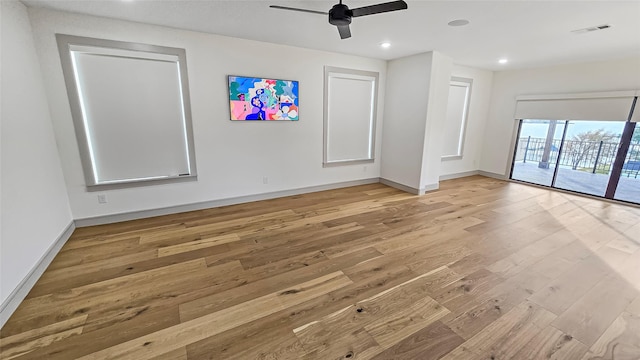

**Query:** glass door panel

left=614, top=123, right=640, bottom=203
left=511, top=120, right=566, bottom=186
left=553, top=121, right=626, bottom=197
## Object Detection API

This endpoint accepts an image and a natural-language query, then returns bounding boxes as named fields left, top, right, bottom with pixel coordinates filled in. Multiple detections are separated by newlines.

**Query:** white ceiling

left=22, top=0, right=640, bottom=71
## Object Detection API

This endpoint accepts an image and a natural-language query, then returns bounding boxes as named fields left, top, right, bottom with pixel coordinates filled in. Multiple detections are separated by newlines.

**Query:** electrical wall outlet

left=97, top=194, right=108, bottom=204
left=262, top=176, right=269, bottom=184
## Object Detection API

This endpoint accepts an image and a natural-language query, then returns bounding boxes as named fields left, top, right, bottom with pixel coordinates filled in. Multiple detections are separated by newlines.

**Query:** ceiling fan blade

left=269, top=5, right=328, bottom=15
left=337, top=25, right=351, bottom=39
left=351, top=0, right=408, bottom=17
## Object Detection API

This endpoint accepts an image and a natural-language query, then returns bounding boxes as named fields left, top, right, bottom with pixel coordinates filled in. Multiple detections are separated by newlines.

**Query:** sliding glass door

left=553, top=121, right=626, bottom=197
left=511, top=120, right=639, bottom=205
left=613, top=123, right=640, bottom=203
left=512, top=120, right=566, bottom=186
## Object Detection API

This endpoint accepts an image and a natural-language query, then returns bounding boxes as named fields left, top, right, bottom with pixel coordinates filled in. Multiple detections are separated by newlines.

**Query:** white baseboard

left=379, top=178, right=441, bottom=195
left=422, top=183, right=440, bottom=193
left=478, top=170, right=508, bottom=180
left=75, top=178, right=381, bottom=227
left=379, top=178, right=421, bottom=195
left=0, top=221, right=75, bottom=328
left=439, top=170, right=480, bottom=181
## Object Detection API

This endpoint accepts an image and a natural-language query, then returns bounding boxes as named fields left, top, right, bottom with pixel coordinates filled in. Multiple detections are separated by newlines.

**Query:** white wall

left=420, top=52, right=453, bottom=189
left=380, top=52, right=433, bottom=191
left=481, top=57, right=640, bottom=176
left=440, top=65, right=493, bottom=177
left=1, top=1, right=73, bottom=305
left=27, top=8, right=387, bottom=221
left=381, top=51, right=454, bottom=192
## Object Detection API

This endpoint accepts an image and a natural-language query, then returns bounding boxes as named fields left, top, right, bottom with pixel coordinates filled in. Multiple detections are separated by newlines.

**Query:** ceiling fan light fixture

left=329, top=3, right=352, bottom=26
left=270, top=0, right=408, bottom=39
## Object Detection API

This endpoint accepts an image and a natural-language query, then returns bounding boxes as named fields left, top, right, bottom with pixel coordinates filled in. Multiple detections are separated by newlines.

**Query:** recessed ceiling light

left=498, top=58, right=508, bottom=64
left=380, top=42, right=391, bottom=48
left=448, top=19, right=470, bottom=27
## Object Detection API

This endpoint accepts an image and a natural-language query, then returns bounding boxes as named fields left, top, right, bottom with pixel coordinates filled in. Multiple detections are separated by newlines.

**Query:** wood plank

left=66, top=224, right=186, bottom=248
left=137, top=209, right=300, bottom=244
left=585, top=311, right=640, bottom=359
left=293, top=267, right=451, bottom=358
left=32, top=249, right=160, bottom=290
left=432, top=268, right=504, bottom=312
left=178, top=247, right=382, bottom=322
left=442, top=269, right=552, bottom=340
left=156, top=233, right=240, bottom=257
left=26, top=241, right=232, bottom=298
left=529, top=255, right=612, bottom=316
left=511, top=326, right=588, bottom=360
left=286, top=263, right=418, bottom=330
left=237, top=222, right=367, bottom=269
left=0, top=315, right=87, bottom=360
left=370, top=321, right=464, bottom=360
left=147, top=347, right=187, bottom=360
left=185, top=307, right=305, bottom=360
left=364, top=295, right=450, bottom=348
left=627, top=296, right=640, bottom=316
left=486, top=229, right=577, bottom=278
left=551, top=275, right=638, bottom=346
left=8, top=307, right=181, bottom=360
left=3, top=259, right=208, bottom=337
left=46, top=237, right=141, bottom=270
left=77, top=272, right=353, bottom=359
left=526, top=240, right=593, bottom=280
left=453, top=301, right=556, bottom=358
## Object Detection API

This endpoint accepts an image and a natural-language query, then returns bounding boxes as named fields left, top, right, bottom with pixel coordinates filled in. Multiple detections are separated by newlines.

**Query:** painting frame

left=227, top=75, right=299, bottom=121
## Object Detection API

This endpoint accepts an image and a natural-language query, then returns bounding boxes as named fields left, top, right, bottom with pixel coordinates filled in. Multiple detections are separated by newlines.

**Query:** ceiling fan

left=269, top=0, right=408, bottom=39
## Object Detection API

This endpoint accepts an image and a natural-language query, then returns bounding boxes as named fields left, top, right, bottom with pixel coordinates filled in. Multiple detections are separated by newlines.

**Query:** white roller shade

left=323, top=66, right=379, bottom=166
left=514, top=96, right=635, bottom=122
left=326, top=76, right=374, bottom=162
left=72, top=50, right=190, bottom=183
left=442, top=80, right=471, bottom=158
left=515, top=90, right=640, bottom=121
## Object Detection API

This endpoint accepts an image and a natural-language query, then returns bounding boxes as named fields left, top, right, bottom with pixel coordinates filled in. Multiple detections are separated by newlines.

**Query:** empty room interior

left=2, top=0, right=640, bottom=359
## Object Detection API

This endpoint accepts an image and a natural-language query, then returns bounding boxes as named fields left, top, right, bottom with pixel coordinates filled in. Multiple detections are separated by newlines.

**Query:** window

left=614, top=123, right=640, bottom=203
left=442, top=77, right=472, bottom=160
left=57, top=34, right=197, bottom=188
left=323, top=66, right=378, bottom=166
left=510, top=93, right=639, bottom=205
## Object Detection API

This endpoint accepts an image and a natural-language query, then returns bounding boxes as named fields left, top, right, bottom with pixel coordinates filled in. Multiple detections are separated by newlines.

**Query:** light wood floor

left=2, top=176, right=640, bottom=359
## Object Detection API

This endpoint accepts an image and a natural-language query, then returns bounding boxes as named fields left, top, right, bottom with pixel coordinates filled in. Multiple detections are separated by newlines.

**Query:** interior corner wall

left=380, top=52, right=434, bottom=192
left=420, top=52, right=453, bottom=190
left=1, top=1, right=73, bottom=305
left=480, top=57, right=640, bottom=177
left=440, top=65, right=494, bottom=178
left=26, top=7, right=387, bottom=221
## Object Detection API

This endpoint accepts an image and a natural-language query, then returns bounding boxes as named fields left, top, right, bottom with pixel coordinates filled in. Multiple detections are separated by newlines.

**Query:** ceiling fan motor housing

left=329, top=3, right=352, bottom=26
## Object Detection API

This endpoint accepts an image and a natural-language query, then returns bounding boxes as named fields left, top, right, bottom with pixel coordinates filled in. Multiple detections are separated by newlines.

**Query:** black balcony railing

left=516, top=137, right=640, bottom=178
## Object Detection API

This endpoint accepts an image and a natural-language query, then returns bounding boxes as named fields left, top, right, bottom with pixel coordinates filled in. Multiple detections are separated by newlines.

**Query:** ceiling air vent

left=571, top=24, right=612, bottom=34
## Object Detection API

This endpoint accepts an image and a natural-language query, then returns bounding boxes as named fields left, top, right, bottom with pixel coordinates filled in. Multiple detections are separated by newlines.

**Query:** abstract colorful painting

left=228, top=76, right=299, bottom=121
